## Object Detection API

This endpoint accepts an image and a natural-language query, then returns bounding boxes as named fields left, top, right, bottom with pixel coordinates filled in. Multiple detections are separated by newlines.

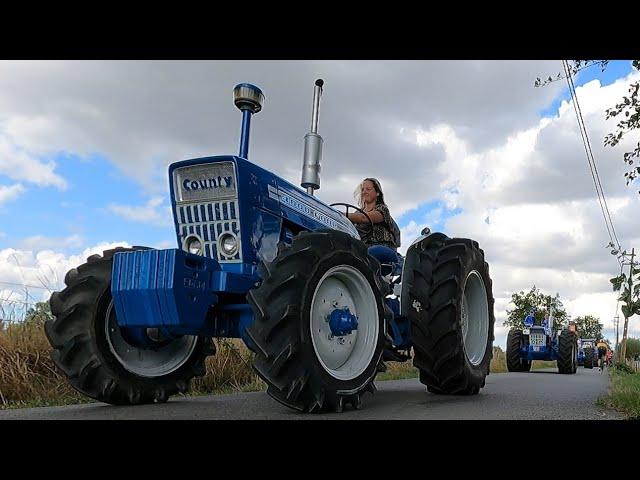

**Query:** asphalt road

left=0, top=367, right=622, bottom=420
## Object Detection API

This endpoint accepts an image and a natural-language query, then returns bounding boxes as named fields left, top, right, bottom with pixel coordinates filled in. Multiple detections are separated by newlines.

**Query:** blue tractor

left=506, top=308, right=577, bottom=374
left=578, top=338, right=597, bottom=368
left=45, top=80, right=496, bottom=412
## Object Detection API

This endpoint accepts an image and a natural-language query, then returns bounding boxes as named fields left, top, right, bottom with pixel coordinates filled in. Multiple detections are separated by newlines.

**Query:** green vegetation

left=376, top=362, right=419, bottom=381
left=573, top=315, right=604, bottom=340
left=490, top=346, right=507, bottom=373
left=622, top=338, right=640, bottom=360
left=503, top=286, right=567, bottom=330
left=531, top=361, right=557, bottom=370
left=598, top=367, right=640, bottom=419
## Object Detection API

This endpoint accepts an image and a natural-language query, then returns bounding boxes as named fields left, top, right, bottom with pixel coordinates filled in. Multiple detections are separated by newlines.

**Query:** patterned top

left=355, top=203, right=398, bottom=249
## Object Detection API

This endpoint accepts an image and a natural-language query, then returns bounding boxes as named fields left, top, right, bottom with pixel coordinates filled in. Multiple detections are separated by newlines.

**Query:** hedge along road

left=0, top=367, right=622, bottom=420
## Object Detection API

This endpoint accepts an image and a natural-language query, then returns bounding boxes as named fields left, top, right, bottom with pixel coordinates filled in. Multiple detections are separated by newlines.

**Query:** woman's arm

left=347, top=210, right=384, bottom=224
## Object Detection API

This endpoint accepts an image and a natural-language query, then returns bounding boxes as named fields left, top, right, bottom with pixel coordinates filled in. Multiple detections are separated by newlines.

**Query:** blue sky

left=398, top=199, right=462, bottom=233
left=0, top=153, right=175, bottom=253
left=538, top=60, right=634, bottom=118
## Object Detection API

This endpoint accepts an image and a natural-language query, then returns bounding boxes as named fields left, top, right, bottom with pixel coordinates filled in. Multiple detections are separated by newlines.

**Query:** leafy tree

left=504, top=286, right=568, bottom=331
left=535, top=60, right=640, bottom=193
left=610, top=265, right=640, bottom=361
left=624, top=338, right=640, bottom=360
left=573, top=315, right=603, bottom=339
left=23, top=301, right=53, bottom=327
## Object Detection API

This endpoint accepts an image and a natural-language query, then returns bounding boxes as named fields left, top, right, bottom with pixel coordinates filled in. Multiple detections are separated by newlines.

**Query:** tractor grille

left=176, top=200, right=242, bottom=262
left=529, top=332, right=546, bottom=347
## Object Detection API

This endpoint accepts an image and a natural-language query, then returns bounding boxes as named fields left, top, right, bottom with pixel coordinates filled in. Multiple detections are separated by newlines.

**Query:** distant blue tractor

left=45, top=80, right=496, bottom=412
left=506, top=309, right=577, bottom=374
left=579, top=339, right=597, bottom=368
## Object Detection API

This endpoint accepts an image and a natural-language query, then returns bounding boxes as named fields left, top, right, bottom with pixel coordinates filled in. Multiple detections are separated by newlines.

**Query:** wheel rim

left=310, top=265, right=379, bottom=380
left=461, top=270, right=489, bottom=366
left=105, top=301, right=198, bottom=378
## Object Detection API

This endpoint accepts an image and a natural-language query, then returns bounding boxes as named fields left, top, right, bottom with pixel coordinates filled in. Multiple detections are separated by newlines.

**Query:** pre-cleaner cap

left=233, top=83, right=265, bottom=114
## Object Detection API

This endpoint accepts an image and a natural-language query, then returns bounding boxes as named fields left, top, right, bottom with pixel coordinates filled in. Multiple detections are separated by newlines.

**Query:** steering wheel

left=330, top=202, right=374, bottom=236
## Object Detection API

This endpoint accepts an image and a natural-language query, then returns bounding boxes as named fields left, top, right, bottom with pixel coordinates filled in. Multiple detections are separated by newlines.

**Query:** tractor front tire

left=45, top=248, right=213, bottom=405
left=584, top=347, right=595, bottom=369
left=506, top=329, right=531, bottom=372
left=407, top=234, right=495, bottom=395
left=557, top=330, right=578, bottom=374
left=246, top=231, right=387, bottom=413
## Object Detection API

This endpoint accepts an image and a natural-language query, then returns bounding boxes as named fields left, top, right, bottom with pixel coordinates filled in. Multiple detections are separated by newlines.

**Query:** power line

left=0, top=297, right=34, bottom=306
left=565, top=62, right=622, bottom=250
left=562, top=60, right=623, bottom=263
left=0, top=280, right=51, bottom=290
left=536, top=60, right=605, bottom=87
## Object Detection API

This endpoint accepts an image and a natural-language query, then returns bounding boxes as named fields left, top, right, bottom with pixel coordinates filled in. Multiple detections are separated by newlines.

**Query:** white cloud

left=19, top=234, right=85, bottom=251
left=107, top=196, right=171, bottom=227
left=413, top=69, right=640, bottom=351
left=0, top=134, right=67, bottom=189
left=0, top=241, right=131, bottom=303
left=0, top=60, right=563, bottom=200
left=0, top=183, right=25, bottom=205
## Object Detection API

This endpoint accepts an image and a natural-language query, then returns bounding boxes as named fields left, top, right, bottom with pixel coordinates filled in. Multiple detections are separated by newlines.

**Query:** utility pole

left=619, top=248, right=636, bottom=363
left=614, top=315, right=620, bottom=361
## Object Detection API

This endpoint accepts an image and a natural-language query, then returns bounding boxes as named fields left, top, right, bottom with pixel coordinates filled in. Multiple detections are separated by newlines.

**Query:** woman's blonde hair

left=354, top=177, right=386, bottom=209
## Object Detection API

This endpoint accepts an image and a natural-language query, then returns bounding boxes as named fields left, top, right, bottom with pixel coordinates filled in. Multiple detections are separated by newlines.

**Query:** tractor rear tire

left=506, top=329, right=531, bottom=372
left=584, top=347, right=595, bottom=369
left=407, top=234, right=495, bottom=395
left=246, top=230, right=387, bottom=413
left=557, top=330, right=578, bottom=374
left=45, top=247, right=213, bottom=405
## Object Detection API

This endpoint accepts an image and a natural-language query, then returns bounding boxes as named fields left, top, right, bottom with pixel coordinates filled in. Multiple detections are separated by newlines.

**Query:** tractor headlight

left=218, top=233, right=238, bottom=256
left=185, top=235, right=203, bottom=256
left=523, top=328, right=530, bottom=335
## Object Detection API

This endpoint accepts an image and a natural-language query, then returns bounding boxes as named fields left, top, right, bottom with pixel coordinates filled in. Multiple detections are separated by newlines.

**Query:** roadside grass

left=490, top=347, right=507, bottom=373
left=597, top=367, right=640, bottom=419
left=489, top=348, right=559, bottom=373
left=377, top=362, right=419, bottom=381
left=531, top=360, right=557, bottom=370
left=0, top=320, right=88, bottom=408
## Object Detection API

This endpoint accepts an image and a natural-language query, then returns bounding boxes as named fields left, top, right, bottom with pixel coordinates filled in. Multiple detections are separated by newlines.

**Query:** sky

left=0, top=60, right=638, bottom=352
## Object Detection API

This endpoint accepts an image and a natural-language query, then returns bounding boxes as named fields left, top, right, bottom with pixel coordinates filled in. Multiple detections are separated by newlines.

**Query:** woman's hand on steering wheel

left=330, top=202, right=374, bottom=235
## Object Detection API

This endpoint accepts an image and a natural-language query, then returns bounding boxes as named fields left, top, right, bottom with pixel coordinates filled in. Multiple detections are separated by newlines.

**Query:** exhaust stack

left=301, top=79, right=324, bottom=196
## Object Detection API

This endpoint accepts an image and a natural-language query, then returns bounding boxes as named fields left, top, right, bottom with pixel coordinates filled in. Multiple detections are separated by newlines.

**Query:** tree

left=574, top=314, right=604, bottom=339
left=535, top=60, right=640, bottom=193
left=23, top=301, right=53, bottom=327
left=610, top=261, right=640, bottom=361
left=624, top=338, right=640, bottom=360
left=504, top=286, right=568, bottom=331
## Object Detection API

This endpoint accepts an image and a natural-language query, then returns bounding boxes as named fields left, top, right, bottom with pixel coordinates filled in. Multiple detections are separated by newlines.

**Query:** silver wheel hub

left=462, top=270, right=489, bottom=366
left=310, top=265, right=379, bottom=381
left=105, top=301, right=198, bottom=378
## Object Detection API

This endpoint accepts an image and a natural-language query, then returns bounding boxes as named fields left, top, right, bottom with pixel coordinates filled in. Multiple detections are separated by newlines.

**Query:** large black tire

left=506, top=329, right=532, bottom=372
left=557, top=330, right=578, bottom=374
left=407, top=233, right=495, bottom=395
left=584, top=347, right=595, bottom=369
left=45, top=247, right=214, bottom=405
left=246, top=230, right=387, bottom=413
